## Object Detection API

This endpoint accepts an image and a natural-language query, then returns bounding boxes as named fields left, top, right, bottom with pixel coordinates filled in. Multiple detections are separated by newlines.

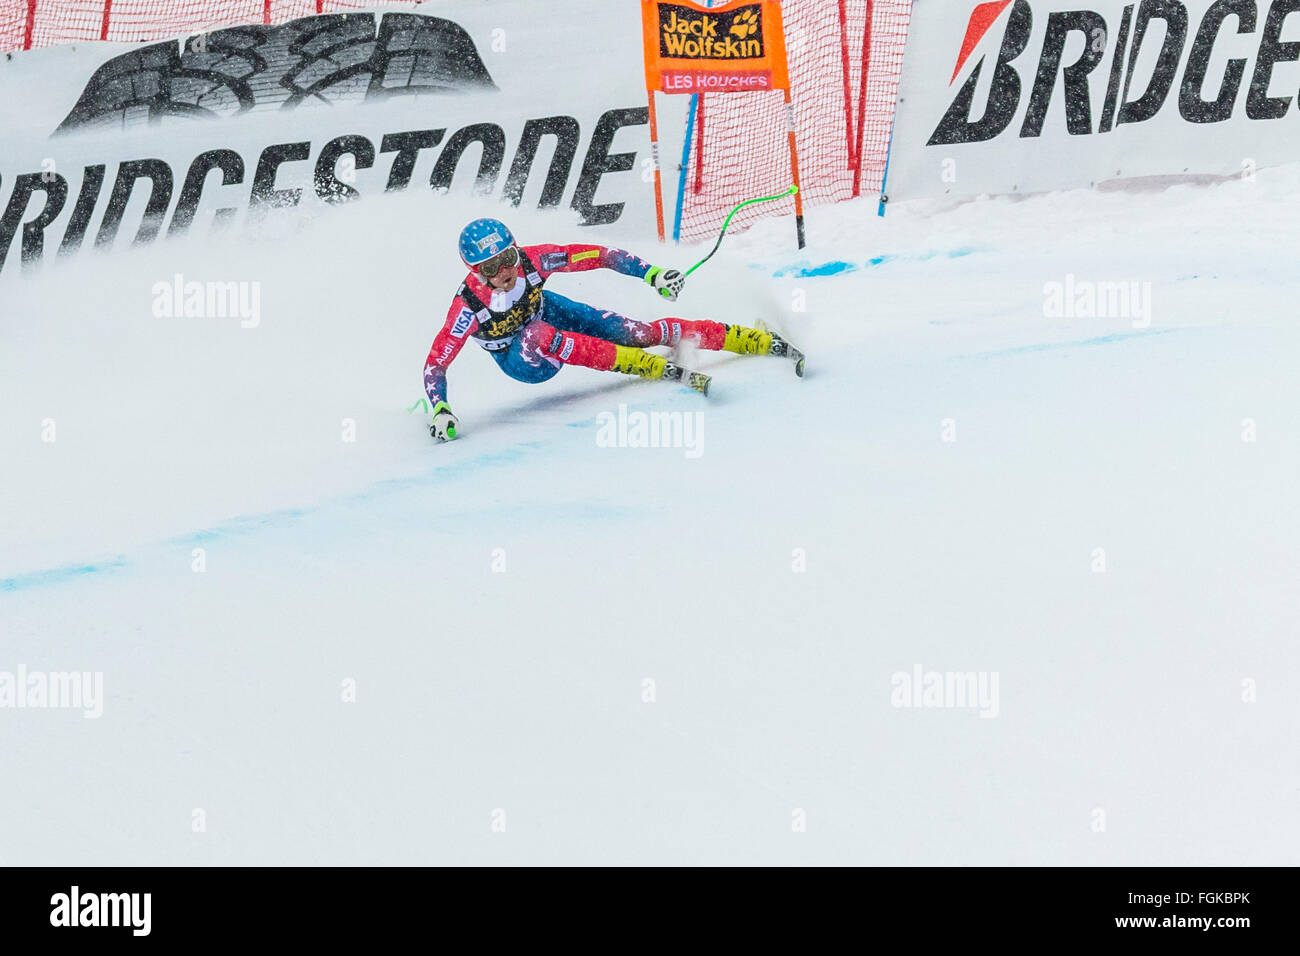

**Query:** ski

left=686, top=371, right=712, bottom=395
left=755, top=320, right=806, bottom=377
left=663, top=362, right=711, bottom=396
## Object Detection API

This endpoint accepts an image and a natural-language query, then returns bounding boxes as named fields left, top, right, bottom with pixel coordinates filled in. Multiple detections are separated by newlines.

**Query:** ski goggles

left=477, top=245, right=520, bottom=278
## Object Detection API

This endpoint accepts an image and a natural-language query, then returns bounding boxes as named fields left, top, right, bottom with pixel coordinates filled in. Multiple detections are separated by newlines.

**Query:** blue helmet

left=458, top=218, right=515, bottom=268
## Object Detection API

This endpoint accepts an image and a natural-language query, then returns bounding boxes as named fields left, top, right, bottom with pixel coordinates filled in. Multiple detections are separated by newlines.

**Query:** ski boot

left=613, top=346, right=710, bottom=395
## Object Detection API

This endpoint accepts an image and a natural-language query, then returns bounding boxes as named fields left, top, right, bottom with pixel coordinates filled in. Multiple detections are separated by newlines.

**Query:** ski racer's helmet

left=458, top=218, right=515, bottom=269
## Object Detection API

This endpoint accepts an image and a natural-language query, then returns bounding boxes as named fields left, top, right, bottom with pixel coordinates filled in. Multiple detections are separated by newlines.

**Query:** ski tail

left=663, top=362, right=711, bottom=396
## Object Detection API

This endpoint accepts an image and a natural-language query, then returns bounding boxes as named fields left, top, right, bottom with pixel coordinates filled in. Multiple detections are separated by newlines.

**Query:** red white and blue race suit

left=423, top=244, right=726, bottom=407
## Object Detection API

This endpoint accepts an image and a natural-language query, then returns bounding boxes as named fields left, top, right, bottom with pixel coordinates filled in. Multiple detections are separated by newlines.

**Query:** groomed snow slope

left=1, top=172, right=1297, bottom=865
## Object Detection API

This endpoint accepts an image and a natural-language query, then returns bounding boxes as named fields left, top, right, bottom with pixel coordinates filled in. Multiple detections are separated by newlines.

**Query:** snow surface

left=2, top=170, right=1298, bottom=865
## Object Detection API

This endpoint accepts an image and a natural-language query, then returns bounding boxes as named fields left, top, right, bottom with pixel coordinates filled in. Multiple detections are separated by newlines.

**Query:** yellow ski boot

left=612, top=345, right=667, bottom=380
left=736, top=320, right=807, bottom=377
left=612, top=346, right=710, bottom=395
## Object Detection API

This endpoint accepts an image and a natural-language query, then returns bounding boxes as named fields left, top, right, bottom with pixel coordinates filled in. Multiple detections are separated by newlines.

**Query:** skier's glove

left=645, top=266, right=686, bottom=301
left=429, top=401, right=460, bottom=442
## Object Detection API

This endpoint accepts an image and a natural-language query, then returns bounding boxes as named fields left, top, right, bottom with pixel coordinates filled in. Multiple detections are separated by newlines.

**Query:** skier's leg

left=543, top=291, right=727, bottom=350
left=544, top=291, right=779, bottom=356
left=500, top=319, right=670, bottom=382
left=494, top=329, right=563, bottom=386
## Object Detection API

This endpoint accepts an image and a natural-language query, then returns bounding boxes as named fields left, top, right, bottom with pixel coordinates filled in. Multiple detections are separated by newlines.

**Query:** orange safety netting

left=4, top=0, right=422, bottom=49
left=677, top=0, right=912, bottom=241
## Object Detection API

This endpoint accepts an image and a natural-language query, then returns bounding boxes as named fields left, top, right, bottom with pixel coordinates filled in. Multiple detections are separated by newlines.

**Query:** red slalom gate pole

left=693, top=94, right=705, bottom=195
left=100, top=0, right=112, bottom=41
left=647, top=91, right=666, bottom=242
left=838, top=0, right=855, bottom=171
left=851, top=0, right=873, bottom=198
left=784, top=87, right=806, bottom=250
left=263, top=0, right=272, bottom=25
left=22, top=0, right=36, bottom=50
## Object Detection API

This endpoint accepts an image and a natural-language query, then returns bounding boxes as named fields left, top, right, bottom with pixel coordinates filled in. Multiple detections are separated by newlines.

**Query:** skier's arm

left=524, top=243, right=686, bottom=300
left=423, top=295, right=478, bottom=411
left=525, top=243, right=656, bottom=280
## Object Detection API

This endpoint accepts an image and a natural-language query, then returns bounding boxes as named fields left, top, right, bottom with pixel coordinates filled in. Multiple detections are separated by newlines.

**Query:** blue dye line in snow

left=148, top=443, right=541, bottom=553
left=771, top=246, right=983, bottom=278
left=966, top=328, right=1178, bottom=360
left=1, top=556, right=129, bottom=592
left=0, top=433, right=608, bottom=593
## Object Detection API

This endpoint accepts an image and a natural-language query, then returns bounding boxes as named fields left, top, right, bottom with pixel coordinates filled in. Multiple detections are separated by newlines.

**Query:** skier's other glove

left=645, top=266, right=686, bottom=301
left=429, top=401, right=460, bottom=442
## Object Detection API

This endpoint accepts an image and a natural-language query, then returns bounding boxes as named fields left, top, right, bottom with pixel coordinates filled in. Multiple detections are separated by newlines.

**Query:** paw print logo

left=730, top=8, right=759, bottom=39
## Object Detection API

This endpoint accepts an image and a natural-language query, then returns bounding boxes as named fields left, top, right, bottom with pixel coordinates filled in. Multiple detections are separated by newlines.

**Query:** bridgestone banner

left=887, top=0, right=1300, bottom=202
left=0, top=0, right=659, bottom=277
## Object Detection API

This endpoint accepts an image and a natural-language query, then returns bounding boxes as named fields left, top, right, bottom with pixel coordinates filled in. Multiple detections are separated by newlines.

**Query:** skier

left=422, top=218, right=799, bottom=442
